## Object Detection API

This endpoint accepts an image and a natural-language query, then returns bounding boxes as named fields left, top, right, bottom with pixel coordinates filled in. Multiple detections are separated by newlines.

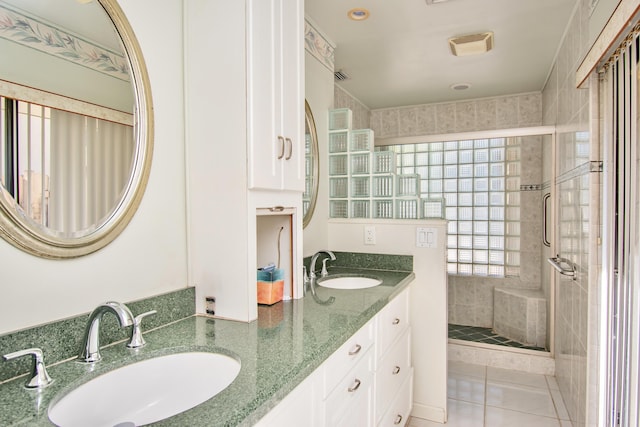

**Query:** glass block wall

left=381, top=138, right=522, bottom=277
left=328, top=109, right=445, bottom=221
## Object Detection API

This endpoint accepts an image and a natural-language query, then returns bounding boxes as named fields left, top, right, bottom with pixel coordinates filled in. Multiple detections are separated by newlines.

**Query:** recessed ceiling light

left=347, top=8, right=370, bottom=21
left=450, top=83, right=472, bottom=91
left=449, top=32, right=494, bottom=56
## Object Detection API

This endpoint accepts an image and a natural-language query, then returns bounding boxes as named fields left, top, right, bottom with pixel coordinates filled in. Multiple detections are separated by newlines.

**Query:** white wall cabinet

left=185, top=0, right=304, bottom=322
left=256, top=287, right=413, bottom=426
left=247, top=0, right=304, bottom=191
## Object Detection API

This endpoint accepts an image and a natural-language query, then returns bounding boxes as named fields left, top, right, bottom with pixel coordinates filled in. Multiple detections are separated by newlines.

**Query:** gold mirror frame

left=0, top=0, right=153, bottom=259
left=303, top=100, right=319, bottom=228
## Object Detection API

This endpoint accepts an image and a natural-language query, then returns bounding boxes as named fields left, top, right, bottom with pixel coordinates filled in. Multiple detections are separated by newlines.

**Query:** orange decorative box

left=257, top=268, right=284, bottom=305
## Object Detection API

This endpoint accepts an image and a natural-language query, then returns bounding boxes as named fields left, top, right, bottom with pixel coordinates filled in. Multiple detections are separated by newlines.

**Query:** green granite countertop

left=0, top=268, right=413, bottom=426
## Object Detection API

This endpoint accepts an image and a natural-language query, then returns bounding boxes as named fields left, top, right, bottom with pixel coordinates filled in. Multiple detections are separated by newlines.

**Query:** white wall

left=0, top=0, right=188, bottom=335
left=328, top=219, right=449, bottom=423
left=303, top=50, right=333, bottom=255
left=183, top=0, right=253, bottom=321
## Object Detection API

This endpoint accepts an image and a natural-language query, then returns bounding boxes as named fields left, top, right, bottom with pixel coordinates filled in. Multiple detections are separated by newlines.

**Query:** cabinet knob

left=277, top=136, right=286, bottom=159
left=285, top=137, right=293, bottom=160
left=348, top=343, right=362, bottom=356
left=394, top=414, right=403, bottom=425
left=347, top=378, right=361, bottom=393
left=392, top=318, right=401, bottom=325
left=392, top=365, right=401, bottom=375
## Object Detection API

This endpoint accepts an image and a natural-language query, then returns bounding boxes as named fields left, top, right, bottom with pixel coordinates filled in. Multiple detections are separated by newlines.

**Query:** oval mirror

left=303, top=100, right=319, bottom=228
left=0, top=0, right=153, bottom=258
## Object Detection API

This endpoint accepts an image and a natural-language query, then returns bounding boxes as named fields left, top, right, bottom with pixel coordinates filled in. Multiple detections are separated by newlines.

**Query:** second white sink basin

left=318, top=275, right=382, bottom=290
left=48, top=351, right=241, bottom=427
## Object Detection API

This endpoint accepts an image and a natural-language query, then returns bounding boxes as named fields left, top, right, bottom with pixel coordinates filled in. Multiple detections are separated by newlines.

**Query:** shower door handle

left=547, top=256, right=576, bottom=279
left=542, top=192, right=551, bottom=247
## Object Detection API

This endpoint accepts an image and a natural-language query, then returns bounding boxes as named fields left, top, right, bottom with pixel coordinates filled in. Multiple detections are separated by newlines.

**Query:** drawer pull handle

left=285, top=137, right=293, bottom=160
left=277, top=136, right=286, bottom=159
left=392, top=318, right=400, bottom=325
left=347, top=378, right=361, bottom=393
left=394, top=414, right=403, bottom=425
left=392, top=366, right=401, bottom=375
left=348, top=344, right=362, bottom=356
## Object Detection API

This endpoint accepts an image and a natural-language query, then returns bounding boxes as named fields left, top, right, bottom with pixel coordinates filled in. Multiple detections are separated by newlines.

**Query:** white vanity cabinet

left=247, top=0, right=304, bottom=192
left=256, top=287, right=412, bottom=426
left=253, top=370, right=321, bottom=427
left=374, top=287, right=413, bottom=426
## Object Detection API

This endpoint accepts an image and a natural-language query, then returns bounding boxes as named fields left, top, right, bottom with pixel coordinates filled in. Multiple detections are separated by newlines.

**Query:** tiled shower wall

left=542, top=0, right=596, bottom=425
left=369, top=92, right=542, bottom=138
left=333, top=85, right=371, bottom=130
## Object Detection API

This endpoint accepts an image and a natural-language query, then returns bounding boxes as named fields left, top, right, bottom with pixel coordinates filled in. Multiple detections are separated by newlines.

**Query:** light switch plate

left=416, top=227, right=437, bottom=248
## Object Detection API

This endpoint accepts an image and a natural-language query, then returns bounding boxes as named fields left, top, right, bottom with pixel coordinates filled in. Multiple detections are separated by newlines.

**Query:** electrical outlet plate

left=364, top=225, right=376, bottom=245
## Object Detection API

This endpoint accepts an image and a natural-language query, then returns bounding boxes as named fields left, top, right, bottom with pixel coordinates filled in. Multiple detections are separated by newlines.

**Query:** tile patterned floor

left=448, top=323, right=547, bottom=352
left=407, top=361, right=571, bottom=427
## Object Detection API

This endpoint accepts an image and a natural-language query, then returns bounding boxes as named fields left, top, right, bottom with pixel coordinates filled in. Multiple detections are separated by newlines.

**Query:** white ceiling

left=305, top=0, right=577, bottom=109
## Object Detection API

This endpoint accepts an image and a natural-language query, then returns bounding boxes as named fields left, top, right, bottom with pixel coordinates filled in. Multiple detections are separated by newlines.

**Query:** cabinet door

left=254, top=370, right=320, bottom=427
left=377, top=287, right=410, bottom=360
left=247, top=0, right=279, bottom=190
left=247, top=0, right=303, bottom=191
left=375, top=328, right=412, bottom=423
left=377, top=372, right=413, bottom=427
left=279, top=0, right=304, bottom=191
left=324, top=350, right=374, bottom=427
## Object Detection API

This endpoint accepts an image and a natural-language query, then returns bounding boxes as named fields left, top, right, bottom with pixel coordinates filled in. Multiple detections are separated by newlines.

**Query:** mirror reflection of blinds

left=0, top=96, right=135, bottom=234
left=2, top=97, right=17, bottom=197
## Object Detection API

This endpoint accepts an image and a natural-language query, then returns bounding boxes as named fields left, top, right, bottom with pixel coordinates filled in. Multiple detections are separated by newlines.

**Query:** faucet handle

left=321, top=258, right=331, bottom=277
left=3, top=348, right=53, bottom=389
left=127, top=310, right=157, bottom=349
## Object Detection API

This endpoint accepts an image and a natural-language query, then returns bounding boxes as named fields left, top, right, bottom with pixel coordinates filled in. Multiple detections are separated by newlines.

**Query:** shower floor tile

left=448, top=323, right=547, bottom=352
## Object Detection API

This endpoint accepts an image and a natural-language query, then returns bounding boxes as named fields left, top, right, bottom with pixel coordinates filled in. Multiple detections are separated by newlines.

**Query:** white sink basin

left=48, top=352, right=241, bottom=427
left=318, top=275, right=382, bottom=290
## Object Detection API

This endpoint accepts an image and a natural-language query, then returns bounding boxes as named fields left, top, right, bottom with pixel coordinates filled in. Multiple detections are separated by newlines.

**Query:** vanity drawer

left=377, top=368, right=413, bottom=427
left=375, top=327, right=411, bottom=416
left=324, top=348, right=374, bottom=426
left=323, top=319, right=374, bottom=397
left=376, top=288, right=409, bottom=359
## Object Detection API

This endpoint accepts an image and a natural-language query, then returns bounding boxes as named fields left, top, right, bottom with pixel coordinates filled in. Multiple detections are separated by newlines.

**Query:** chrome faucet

left=309, top=250, right=336, bottom=280
left=78, top=302, right=134, bottom=363
left=307, top=250, right=336, bottom=306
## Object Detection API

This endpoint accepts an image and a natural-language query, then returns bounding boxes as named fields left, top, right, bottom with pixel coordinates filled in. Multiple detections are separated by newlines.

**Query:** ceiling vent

left=425, top=0, right=450, bottom=4
left=449, top=32, right=494, bottom=56
left=334, top=70, right=350, bottom=81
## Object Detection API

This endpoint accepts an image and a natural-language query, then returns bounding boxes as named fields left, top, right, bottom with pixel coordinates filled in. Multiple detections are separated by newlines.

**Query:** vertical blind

left=600, top=23, right=640, bottom=427
left=49, top=109, right=134, bottom=234
left=1, top=98, right=134, bottom=235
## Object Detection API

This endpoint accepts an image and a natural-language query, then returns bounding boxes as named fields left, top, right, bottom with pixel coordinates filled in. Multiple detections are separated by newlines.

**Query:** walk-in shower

left=382, top=130, right=555, bottom=354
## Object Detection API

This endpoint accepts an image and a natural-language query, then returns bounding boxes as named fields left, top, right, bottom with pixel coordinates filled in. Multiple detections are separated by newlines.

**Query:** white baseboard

left=410, top=402, right=446, bottom=423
